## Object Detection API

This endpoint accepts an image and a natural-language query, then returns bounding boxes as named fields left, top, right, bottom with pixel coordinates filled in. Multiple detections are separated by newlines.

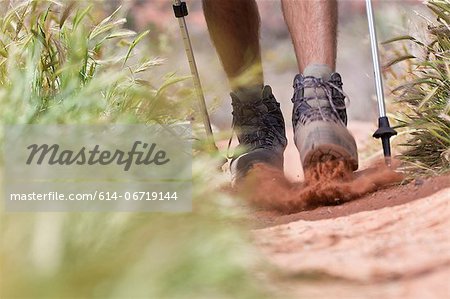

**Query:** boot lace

left=227, top=97, right=285, bottom=159
left=292, top=75, right=350, bottom=127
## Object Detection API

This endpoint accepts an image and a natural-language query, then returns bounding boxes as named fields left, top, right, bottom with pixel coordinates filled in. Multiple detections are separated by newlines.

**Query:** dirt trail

left=220, top=114, right=449, bottom=298
left=240, top=160, right=403, bottom=213
left=250, top=176, right=450, bottom=298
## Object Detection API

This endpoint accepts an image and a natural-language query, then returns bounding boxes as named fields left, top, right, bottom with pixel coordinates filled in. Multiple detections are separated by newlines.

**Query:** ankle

left=229, top=62, right=264, bottom=91
left=298, top=64, right=334, bottom=99
left=231, top=84, right=264, bottom=103
left=303, top=64, right=333, bottom=81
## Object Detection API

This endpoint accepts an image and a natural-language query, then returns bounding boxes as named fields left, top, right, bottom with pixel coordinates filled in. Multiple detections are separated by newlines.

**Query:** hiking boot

left=291, top=71, right=358, bottom=171
left=229, top=85, right=287, bottom=184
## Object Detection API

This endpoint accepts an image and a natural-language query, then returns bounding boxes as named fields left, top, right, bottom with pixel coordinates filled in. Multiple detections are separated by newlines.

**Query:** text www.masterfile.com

left=9, top=191, right=179, bottom=201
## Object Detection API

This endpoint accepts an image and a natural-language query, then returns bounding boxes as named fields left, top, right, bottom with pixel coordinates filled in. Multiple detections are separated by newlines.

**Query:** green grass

left=385, top=0, right=450, bottom=176
left=0, top=0, right=191, bottom=126
left=0, top=1, right=275, bottom=298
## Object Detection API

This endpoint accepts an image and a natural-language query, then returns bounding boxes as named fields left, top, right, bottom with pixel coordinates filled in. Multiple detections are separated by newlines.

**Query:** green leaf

left=383, top=54, right=416, bottom=69
left=382, top=35, right=426, bottom=48
left=418, top=86, right=439, bottom=110
left=106, top=29, right=136, bottom=40
left=123, top=29, right=150, bottom=67
left=73, top=5, right=92, bottom=29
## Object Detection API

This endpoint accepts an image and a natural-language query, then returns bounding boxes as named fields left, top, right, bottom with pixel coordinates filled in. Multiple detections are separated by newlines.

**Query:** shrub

left=385, top=0, right=450, bottom=176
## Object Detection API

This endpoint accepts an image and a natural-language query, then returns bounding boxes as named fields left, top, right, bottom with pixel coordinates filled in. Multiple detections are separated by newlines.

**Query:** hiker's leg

left=281, top=0, right=338, bottom=73
left=202, top=0, right=263, bottom=90
left=203, top=0, right=286, bottom=184
left=282, top=0, right=358, bottom=171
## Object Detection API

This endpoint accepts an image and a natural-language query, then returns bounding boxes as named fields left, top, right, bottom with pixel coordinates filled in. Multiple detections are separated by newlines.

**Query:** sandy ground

left=252, top=179, right=450, bottom=299
left=244, top=122, right=450, bottom=298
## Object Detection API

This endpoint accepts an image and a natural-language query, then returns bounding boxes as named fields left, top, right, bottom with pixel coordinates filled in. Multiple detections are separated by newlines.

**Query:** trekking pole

left=172, top=0, right=219, bottom=154
left=365, top=0, right=397, bottom=166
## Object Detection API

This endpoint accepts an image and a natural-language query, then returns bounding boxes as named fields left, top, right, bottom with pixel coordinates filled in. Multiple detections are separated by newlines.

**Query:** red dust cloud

left=237, top=160, right=404, bottom=214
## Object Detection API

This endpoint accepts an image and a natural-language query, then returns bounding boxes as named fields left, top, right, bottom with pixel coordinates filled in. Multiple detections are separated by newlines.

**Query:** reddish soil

left=246, top=171, right=450, bottom=299
left=250, top=173, right=450, bottom=229
left=239, top=160, right=403, bottom=216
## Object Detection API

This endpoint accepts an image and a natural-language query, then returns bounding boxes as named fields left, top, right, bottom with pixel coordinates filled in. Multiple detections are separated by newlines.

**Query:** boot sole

left=295, top=121, right=359, bottom=171
left=302, top=143, right=358, bottom=171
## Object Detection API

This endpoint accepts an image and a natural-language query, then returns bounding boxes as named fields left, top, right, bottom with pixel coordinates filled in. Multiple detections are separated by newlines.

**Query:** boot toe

left=230, top=148, right=283, bottom=186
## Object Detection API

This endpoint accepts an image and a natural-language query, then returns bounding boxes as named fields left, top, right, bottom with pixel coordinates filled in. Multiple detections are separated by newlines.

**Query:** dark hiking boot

left=291, top=71, right=358, bottom=171
left=229, top=85, right=287, bottom=185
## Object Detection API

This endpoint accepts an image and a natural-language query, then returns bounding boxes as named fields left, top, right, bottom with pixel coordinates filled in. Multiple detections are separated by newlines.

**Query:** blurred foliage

left=2, top=157, right=271, bottom=299
left=0, top=1, right=275, bottom=298
left=0, top=0, right=191, bottom=126
left=384, top=0, right=450, bottom=176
